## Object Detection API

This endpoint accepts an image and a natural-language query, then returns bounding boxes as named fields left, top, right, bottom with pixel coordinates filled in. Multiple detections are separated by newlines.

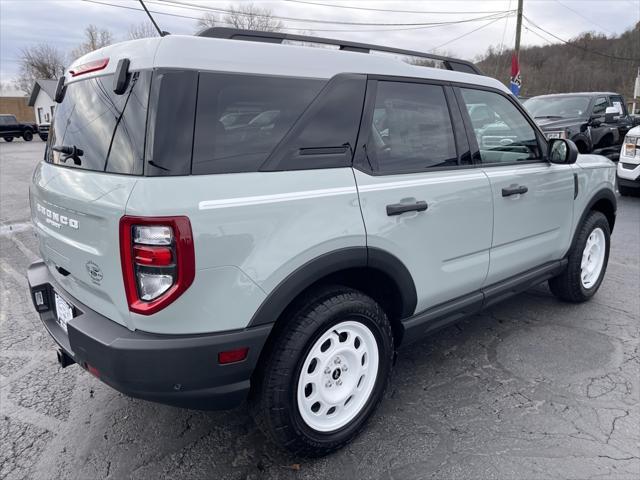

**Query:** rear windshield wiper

left=52, top=145, right=83, bottom=165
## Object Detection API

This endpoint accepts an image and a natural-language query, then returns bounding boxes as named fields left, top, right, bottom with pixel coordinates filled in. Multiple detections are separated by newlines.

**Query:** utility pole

left=514, top=0, right=524, bottom=60
left=510, top=0, right=524, bottom=96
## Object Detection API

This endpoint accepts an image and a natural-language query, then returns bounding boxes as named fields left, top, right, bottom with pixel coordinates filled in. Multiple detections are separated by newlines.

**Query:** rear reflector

left=70, top=58, right=109, bottom=77
left=218, top=348, right=249, bottom=365
left=86, top=363, right=100, bottom=378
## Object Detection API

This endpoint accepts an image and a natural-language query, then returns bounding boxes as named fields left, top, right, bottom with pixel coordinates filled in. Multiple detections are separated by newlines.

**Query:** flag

left=510, top=53, right=522, bottom=97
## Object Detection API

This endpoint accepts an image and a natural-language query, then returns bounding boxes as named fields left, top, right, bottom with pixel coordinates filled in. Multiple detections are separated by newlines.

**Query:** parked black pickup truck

left=523, top=92, right=638, bottom=159
left=0, top=114, right=38, bottom=142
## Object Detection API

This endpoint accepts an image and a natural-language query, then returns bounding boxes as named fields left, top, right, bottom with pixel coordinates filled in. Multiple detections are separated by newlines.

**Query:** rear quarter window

left=191, top=73, right=325, bottom=175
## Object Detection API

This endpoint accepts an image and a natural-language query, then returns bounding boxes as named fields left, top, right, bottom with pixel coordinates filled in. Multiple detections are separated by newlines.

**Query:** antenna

left=137, top=0, right=168, bottom=37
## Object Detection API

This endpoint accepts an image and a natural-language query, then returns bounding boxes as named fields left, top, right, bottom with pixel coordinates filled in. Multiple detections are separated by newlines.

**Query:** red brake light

left=133, top=245, right=173, bottom=266
left=70, top=58, right=109, bottom=77
left=120, top=216, right=195, bottom=315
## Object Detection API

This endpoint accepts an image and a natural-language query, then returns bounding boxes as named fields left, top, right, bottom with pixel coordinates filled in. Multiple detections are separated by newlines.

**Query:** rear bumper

left=27, top=260, right=272, bottom=410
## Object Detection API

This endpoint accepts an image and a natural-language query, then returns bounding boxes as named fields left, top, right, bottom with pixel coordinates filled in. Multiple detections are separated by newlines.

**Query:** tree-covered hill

left=477, top=22, right=639, bottom=100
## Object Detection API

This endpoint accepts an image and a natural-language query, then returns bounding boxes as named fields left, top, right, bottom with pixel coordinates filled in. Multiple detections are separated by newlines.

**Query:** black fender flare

left=568, top=188, right=617, bottom=255
left=248, top=247, right=417, bottom=327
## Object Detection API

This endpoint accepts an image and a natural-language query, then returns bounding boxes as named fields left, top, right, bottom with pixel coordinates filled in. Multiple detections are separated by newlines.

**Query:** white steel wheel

left=581, top=227, right=606, bottom=289
left=296, top=320, right=379, bottom=432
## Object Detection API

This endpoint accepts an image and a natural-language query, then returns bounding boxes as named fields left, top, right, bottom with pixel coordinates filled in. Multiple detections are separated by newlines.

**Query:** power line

left=553, top=0, right=614, bottom=34
left=430, top=13, right=513, bottom=52
left=157, top=0, right=514, bottom=27
left=82, top=0, right=512, bottom=34
left=523, top=16, right=639, bottom=61
left=284, top=0, right=512, bottom=15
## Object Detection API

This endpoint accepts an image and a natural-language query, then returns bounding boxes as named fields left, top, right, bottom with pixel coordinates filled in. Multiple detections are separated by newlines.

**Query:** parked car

left=523, top=92, right=634, bottom=159
left=617, top=125, right=640, bottom=196
left=27, top=28, right=617, bottom=456
left=0, top=114, right=37, bottom=142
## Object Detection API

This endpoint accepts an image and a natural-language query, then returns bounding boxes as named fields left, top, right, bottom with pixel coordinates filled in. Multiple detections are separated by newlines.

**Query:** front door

left=354, top=79, right=493, bottom=314
left=457, top=87, right=575, bottom=284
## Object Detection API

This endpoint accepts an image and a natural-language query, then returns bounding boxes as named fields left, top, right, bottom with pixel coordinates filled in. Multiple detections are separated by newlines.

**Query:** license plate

left=54, top=293, right=74, bottom=332
left=624, top=143, right=636, bottom=157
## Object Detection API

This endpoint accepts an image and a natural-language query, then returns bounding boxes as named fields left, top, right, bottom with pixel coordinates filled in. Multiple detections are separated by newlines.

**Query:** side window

left=192, top=73, right=325, bottom=175
left=264, top=74, right=366, bottom=171
left=610, top=96, right=627, bottom=116
left=367, top=81, right=457, bottom=173
left=592, top=97, right=609, bottom=115
left=460, top=88, right=542, bottom=164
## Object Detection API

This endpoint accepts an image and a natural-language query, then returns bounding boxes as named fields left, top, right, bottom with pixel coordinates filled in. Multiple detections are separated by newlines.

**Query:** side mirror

left=549, top=138, right=578, bottom=164
left=604, top=106, right=618, bottom=123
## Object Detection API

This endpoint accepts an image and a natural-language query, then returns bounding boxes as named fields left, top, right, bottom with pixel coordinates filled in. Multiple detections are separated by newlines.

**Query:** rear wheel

left=549, top=211, right=610, bottom=302
left=22, top=130, right=33, bottom=142
left=250, top=286, right=393, bottom=456
left=4, top=136, right=13, bottom=142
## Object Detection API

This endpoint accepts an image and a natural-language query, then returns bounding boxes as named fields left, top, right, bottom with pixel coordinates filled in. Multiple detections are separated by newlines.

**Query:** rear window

left=46, top=71, right=151, bottom=175
left=191, top=73, right=325, bottom=175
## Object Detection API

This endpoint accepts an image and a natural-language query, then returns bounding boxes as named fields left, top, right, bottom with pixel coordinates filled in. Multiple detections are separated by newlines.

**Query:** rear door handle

left=386, top=201, right=428, bottom=216
left=501, top=185, right=528, bottom=197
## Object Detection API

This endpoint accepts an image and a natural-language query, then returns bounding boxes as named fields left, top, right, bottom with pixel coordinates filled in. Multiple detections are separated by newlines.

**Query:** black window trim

left=353, top=75, right=473, bottom=176
left=452, top=82, right=550, bottom=168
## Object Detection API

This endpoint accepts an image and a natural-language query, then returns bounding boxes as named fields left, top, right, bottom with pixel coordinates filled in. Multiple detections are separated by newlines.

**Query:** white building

left=28, top=79, right=57, bottom=126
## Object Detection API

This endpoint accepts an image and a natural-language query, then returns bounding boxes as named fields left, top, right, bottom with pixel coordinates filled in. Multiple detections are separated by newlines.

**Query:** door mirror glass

left=549, top=138, right=578, bottom=164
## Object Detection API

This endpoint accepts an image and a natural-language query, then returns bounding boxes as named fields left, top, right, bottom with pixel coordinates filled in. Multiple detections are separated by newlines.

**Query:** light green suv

left=27, top=28, right=616, bottom=455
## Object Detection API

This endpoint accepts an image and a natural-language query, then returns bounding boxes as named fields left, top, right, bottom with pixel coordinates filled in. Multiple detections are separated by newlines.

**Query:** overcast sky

left=1, top=0, right=639, bottom=93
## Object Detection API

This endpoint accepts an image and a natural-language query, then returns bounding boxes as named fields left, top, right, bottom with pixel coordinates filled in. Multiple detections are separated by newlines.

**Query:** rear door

left=354, top=79, right=493, bottom=314
left=30, top=70, right=151, bottom=328
left=456, top=87, right=574, bottom=284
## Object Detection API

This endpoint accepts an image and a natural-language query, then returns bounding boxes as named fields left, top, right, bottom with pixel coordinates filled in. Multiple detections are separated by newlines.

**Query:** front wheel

left=23, top=130, right=33, bottom=141
left=549, top=211, right=610, bottom=302
left=250, top=286, right=394, bottom=456
left=3, top=136, right=13, bottom=142
left=38, top=133, right=48, bottom=142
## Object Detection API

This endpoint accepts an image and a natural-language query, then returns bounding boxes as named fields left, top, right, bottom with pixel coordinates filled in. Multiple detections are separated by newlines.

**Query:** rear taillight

left=120, top=216, right=195, bottom=315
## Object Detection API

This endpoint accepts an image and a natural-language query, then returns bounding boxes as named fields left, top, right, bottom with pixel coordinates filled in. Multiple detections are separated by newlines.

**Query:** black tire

left=38, top=134, right=48, bottom=142
left=22, top=130, right=33, bottom=142
left=549, top=211, right=610, bottom=302
left=4, top=136, right=13, bottom=142
left=249, top=286, right=394, bottom=456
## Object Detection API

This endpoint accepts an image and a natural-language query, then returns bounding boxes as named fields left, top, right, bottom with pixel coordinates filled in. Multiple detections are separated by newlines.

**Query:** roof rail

left=197, top=27, right=483, bottom=75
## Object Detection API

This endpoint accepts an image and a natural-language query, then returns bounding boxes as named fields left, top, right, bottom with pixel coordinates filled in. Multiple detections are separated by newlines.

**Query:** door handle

left=386, top=201, right=428, bottom=216
left=501, top=185, right=528, bottom=197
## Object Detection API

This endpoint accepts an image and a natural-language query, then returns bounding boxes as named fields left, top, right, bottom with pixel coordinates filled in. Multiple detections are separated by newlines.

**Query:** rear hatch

left=30, top=68, right=152, bottom=329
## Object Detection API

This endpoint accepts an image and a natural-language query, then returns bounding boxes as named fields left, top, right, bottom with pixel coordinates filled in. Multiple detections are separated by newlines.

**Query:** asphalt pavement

left=1, top=140, right=639, bottom=479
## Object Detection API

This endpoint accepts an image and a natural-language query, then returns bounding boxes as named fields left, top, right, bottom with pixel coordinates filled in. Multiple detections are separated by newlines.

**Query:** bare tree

left=15, top=43, right=66, bottom=94
left=128, top=22, right=158, bottom=40
left=71, top=24, right=114, bottom=59
left=197, top=12, right=219, bottom=30
left=197, top=3, right=283, bottom=32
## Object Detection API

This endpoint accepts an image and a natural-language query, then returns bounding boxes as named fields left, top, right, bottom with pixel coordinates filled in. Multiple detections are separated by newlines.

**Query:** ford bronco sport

left=27, top=28, right=617, bottom=456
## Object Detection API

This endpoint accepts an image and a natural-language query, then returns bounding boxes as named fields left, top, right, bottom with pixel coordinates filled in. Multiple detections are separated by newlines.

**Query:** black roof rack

left=198, top=27, right=483, bottom=75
